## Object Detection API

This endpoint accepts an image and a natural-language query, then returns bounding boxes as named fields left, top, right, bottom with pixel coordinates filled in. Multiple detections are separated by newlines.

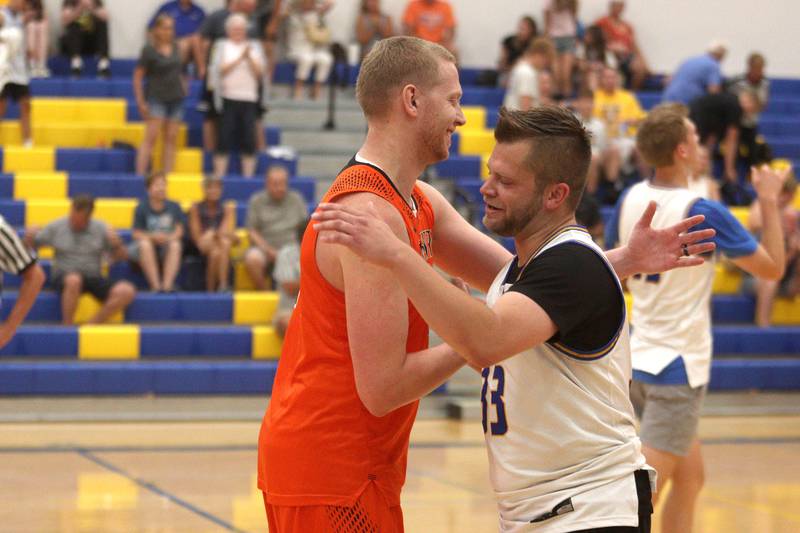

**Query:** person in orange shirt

left=594, top=0, right=649, bottom=89
left=402, top=0, right=456, bottom=57
left=259, top=36, right=716, bottom=533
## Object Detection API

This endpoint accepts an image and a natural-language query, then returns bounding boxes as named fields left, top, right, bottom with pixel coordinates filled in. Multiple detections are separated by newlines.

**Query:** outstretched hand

left=627, top=200, right=717, bottom=275
left=312, top=201, right=405, bottom=268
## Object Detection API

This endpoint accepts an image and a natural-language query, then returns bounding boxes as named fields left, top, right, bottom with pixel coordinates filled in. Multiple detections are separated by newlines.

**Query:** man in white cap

left=663, top=40, right=727, bottom=105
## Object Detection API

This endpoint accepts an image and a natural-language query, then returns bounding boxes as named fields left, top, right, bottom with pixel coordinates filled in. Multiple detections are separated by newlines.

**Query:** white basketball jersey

left=484, top=227, right=649, bottom=532
left=617, top=181, right=716, bottom=387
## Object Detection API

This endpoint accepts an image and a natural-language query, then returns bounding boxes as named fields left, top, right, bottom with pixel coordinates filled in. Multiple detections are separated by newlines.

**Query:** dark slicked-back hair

left=71, top=194, right=95, bottom=214
left=494, top=105, right=592, bottom=210
left=356, top=36, right=455, bottom=119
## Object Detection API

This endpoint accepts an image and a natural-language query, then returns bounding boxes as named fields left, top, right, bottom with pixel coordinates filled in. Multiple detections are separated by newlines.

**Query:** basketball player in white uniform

left=605, top=103, right=788, bottom=533
left=313, top=105, right=718, bottom=532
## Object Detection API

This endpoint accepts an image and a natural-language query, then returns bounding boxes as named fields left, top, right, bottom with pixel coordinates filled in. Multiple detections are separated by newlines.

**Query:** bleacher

left=0, top=58, right=798, bottom=395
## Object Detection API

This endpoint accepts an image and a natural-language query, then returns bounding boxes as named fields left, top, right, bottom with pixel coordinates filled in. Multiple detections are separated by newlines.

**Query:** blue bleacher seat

left=434, top=155, right=481, bottom=178
left=461, top=87, right=505, bottom=108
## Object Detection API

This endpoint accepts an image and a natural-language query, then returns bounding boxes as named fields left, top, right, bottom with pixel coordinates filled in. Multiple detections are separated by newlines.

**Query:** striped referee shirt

left=0, top=215, right=36, bottom=278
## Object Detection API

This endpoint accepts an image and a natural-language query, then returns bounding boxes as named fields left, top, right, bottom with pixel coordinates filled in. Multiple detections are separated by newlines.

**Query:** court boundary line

left=75, top=448, right=250, bottom=533
left=0, top=436, right=799, bottom=454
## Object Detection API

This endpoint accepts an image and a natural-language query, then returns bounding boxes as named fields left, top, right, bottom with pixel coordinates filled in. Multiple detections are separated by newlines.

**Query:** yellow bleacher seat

left=174, top=149, right=203, bottom=173
left=234, top=261, right=257, bottom=291
left=3, top=146, right=54, bottom=172
left=0, top=122, right=22, bottom=145
left=26, top=199, right=137, bottom=228
left=794, top=189, right=800, bottom=210
left=73, top=294, right=124, bottom=324
left=13, top=172, right=68, bottom=200
left=167, top=173, right=204, bottom=202
left=93, top=199, right=138, bottom=228
left=458, top=129, right=495, bottom=156
left=233, top=292, right=279, bottom=324
left=252, top=325, right=282, bottom=359
left=729, top=206, right=750, bottom=228
left=712, top=263, right=742, bottom=294
left=461, top=107, right=487, bottom=130
left=31, top=99, right=127, bottom=126
left=772, top=297, right=800, bottom=325
left=78, top=325, right=140, bottom=360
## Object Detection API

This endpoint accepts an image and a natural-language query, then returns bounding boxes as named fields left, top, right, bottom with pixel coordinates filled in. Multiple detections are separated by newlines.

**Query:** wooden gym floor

left=0, top=399, right=798, bottom=533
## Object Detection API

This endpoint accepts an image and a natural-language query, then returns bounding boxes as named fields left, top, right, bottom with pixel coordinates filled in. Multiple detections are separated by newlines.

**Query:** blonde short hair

left=356, top=36, right=455, bottom=119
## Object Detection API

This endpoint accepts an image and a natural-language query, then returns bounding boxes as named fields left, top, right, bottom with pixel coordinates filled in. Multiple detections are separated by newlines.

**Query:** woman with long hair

left=134, top=14, right=186, bottom=176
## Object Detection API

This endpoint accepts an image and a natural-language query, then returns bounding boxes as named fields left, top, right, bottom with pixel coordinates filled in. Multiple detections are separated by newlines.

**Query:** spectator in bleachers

left=543, top=0, right=578, bottom=98
left=577, top=25, right=616, bottom=92
left=282, top=0, right=334, bottom=100
left=593, top=65, right=646, bottom=189
left=402, top=0, right=457, bottom=58
left=355, top=0, right=394, bottom=62
left=662, top=40, right=726, bottom=105
left=572, top=88, right=608, bottom=195
left=537, top=70, right=556, bottom=106
left=209, top=12, right=266, bottom=178
left=129, top=172, right=185, bottom=292
left=25, top=195, right=135, bottom=325
left=594, top=0, right=648, bottom=90
left=134, top=14, right=187, bottom=177
left=60, top=0, right=110, bottom=78
left=188, top=175, right=237, bottom=291
left=688, top=145, right=720, bottom=201
left=196, top=0, right=260, bottom=153
left=244, top=165, right=308, bottom=290
left=24, top=0, right=49, bottom=78
left=727, top=52, right=771, bottom=169
left=148, top=0, right=206, bottom=74
left=255, top=0, right=284, bottom=80
left=0, top=214, right=44, bottom=348
left=497, top=15, right=537, bottom=87
left=0, top=0, right=31, bottom=147
left=502, top=37, right=554, bottom=111
left=689, top=90, right=757, bottom=189
left=272, top=218, right=307, bottom=337
left=748, top=172, right=799, bottom=327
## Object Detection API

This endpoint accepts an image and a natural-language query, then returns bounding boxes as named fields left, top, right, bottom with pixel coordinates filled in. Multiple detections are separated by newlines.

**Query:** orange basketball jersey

left=258, top=160, right=436, bottom=508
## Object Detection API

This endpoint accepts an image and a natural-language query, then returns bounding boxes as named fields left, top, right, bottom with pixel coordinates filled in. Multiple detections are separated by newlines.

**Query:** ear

left=676, top=143, right=688, bottom=160
left=401, top=84, right=419, bottom=117
left=544, top=182, right=571, bottom=210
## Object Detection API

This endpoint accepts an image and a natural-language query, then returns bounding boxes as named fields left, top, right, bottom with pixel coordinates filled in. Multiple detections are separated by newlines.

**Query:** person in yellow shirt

left=594, top=65, right=647, bottom=189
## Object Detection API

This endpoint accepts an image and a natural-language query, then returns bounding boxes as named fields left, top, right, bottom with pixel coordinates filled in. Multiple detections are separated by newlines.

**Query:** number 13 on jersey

left=481, top=366, right=508, bottom=436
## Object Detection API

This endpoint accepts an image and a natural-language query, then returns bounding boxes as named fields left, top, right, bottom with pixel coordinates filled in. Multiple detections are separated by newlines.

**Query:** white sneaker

left=22, top=139, right=33, bottom=148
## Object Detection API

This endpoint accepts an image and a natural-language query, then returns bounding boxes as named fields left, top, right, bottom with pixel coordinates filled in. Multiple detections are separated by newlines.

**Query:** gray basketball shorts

left=629, top=379, right=707, bottom=457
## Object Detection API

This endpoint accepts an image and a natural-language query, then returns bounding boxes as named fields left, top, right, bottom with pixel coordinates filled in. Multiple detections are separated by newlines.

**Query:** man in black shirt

left=312, top=105, right=716, bottom=531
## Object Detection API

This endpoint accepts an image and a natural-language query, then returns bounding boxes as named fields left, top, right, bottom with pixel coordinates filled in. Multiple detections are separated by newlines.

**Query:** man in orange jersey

left=259, top=36, right=712, bottom=532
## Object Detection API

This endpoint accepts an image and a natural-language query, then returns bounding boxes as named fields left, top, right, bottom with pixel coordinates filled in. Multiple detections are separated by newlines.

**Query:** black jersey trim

left=545, top=240, right=627, bottom=361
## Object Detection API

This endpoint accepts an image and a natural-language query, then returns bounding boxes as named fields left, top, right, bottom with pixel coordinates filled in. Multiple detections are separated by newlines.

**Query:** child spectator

left=129, top=172, right=185, bottom=292
left=543, top=0, right=578, bottom=98
left=134, top=14, right=187, bottom=176
left=24, top=0, right=48, bottom=77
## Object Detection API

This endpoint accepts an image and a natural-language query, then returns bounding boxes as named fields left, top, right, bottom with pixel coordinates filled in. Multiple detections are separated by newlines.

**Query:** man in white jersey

left=605, top=103, right=787, bottom=533
left=313, top=105, right=717, bottom=532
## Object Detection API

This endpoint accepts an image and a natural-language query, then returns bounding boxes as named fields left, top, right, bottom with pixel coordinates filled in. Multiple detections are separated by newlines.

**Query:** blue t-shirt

left=633, top=355, right=689, bottom=384
left=133, top=199, right=185, bottom=234
left=662, top=53, right=722, bottom=105
left=149, top=0, right=206, bottom=38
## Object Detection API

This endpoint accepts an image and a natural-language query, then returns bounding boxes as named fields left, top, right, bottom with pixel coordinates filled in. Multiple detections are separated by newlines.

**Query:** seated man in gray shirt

left=243, top=165, right=308, bottom=290
left=25, top=195, right=136, bottom=325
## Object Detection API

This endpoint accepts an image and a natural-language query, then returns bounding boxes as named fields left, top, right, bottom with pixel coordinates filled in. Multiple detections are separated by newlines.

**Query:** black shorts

left=1, top=83, right=30, bottom=102
left=52, top=272, right=114, bottom=301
